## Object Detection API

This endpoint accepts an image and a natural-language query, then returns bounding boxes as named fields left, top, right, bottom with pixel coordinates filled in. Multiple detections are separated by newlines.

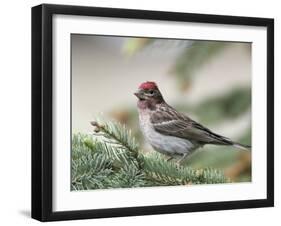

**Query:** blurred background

left=71, top=34, right=251, bottom=182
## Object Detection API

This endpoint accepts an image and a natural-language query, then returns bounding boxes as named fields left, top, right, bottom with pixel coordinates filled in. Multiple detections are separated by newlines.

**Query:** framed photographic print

left=32, top=4, right=274, bottom=221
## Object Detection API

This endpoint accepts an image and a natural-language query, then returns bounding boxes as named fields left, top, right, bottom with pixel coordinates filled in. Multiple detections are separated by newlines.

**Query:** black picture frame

left=32, top=3, right=274, bottom=222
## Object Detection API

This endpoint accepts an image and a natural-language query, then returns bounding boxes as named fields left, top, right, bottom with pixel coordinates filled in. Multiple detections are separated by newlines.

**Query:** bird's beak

left=134, top=90, right=145, bottom=100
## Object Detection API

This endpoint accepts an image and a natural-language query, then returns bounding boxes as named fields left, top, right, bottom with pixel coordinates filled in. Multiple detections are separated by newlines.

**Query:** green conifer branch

left=71, top=120, right=229, bottom=190
left=90, top=120, right=144, bottom=169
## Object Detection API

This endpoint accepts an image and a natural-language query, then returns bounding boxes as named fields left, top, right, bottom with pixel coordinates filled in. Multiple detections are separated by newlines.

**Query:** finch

left=134, top=81, right=251, bottom=164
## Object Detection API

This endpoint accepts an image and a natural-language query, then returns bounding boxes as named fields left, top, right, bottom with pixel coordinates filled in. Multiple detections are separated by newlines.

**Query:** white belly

left=138, top=111, right=197, bottom=155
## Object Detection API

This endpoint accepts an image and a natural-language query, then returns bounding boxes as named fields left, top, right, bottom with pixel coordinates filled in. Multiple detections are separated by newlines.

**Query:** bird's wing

left=150, top=105, right=233, bottom=145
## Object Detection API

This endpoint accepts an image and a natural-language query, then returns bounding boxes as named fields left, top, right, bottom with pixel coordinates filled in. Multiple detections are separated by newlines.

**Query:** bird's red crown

left=139, top=81, right=158, bottom=90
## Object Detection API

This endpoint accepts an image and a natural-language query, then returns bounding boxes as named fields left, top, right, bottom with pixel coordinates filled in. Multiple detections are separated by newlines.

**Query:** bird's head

left=134, top=81, right=164, bottom=109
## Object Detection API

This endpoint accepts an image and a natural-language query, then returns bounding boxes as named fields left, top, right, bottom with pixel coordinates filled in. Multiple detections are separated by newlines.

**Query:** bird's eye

left=148, top=90, right=154, bottom=95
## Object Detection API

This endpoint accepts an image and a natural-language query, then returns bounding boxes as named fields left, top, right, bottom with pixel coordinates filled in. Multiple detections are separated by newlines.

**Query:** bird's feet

left=166, top=156, right=174, bottom=162
left=165, top=154, right=190, bottom=169
left=176, top=153, right=190, bottom=166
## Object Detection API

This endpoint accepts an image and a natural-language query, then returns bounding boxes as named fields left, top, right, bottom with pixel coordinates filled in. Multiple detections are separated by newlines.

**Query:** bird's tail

left=207, top=130, right=251, bottom=151
left=232, top=142, right=251, bottom=151
left=213, top=134, right=251, bottom=151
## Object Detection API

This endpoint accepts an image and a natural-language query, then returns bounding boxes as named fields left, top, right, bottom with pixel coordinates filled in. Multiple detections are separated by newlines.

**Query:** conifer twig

left=71, top=120, right=230, bottom=190
left=90, top=120, right=144, bottom=169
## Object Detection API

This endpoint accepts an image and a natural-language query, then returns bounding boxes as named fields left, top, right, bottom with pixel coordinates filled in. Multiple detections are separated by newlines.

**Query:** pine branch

left=143, top=153, right=228, bottom=185
left=90, top=120, right=144, bottom=169
left=71, top=120, right=229, bottom=190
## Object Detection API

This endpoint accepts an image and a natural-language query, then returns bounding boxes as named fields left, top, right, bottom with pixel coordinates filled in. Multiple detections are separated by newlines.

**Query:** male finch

left=134, top=81, right=251, bottom=164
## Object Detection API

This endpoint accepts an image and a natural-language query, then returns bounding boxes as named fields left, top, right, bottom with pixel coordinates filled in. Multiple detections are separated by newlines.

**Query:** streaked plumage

left=135, top=81, right=251, bottom=163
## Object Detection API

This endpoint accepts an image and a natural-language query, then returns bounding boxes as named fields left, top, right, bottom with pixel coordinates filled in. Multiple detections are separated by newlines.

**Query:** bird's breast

left=138, top=109, right=196, bottom=155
